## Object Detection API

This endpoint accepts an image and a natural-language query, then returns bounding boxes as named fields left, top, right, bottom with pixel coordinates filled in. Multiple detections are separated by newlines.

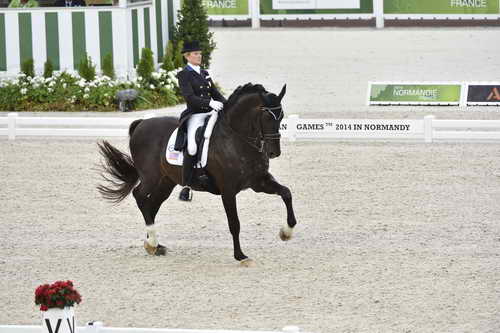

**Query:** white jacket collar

left=187, top=63, right=201, bottom=74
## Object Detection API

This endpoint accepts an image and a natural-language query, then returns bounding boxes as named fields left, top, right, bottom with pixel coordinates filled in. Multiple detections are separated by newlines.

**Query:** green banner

left=260, top=0, right=373, bottom=14
left=202, top=0, right=248, bottom=15
left=384, top=0, right=500, bottom=14
left=370, top=84, right=462, bottom=103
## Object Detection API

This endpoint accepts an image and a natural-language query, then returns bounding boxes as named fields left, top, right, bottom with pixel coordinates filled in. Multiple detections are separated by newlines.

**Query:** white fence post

left=287, top=114, right=299, bottom=142
left=374, top=0, right=384, bottom=28
left=86, top=321, right=104, bottom=333
left=7, top=112, right=18, bottom=141
left=424, top=115, right=435, bottom=143
left=460, top=82, right=468, bottom=108
left=251, top=0, right=260, bottom=28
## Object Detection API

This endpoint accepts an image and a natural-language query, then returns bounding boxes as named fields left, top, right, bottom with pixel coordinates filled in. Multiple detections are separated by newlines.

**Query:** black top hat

left=182, top=41, right=201, bottom=53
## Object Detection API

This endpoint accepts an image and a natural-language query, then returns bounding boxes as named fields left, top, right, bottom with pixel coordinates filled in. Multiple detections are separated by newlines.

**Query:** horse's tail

left=97, top=140, right=139, bottom=204
left=129, top=119, right=143, bottom=137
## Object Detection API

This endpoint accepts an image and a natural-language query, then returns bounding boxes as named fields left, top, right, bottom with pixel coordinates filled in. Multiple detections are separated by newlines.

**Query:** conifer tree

left=102, top=53, right=115, bottom=79
left=78, top=55, right=96, bottom=82
left=136, top=48, right=155, bottom=82
left=21, top=58, right=35, bottom=78
left=161, top=40, right=175, bottom=72
left=43, top=59, right=54, bottom=78
left=173, top=0, right=215, bottom=68
left=174, top=41, right=184, bottom=69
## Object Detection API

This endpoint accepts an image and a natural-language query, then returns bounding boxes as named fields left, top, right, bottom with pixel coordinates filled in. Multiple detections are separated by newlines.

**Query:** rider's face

left=185, top=51, right=202, bottom=66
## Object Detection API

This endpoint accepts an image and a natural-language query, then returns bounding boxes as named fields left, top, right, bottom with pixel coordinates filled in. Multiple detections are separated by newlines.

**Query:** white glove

left=209, top=99, right=223, bottom=111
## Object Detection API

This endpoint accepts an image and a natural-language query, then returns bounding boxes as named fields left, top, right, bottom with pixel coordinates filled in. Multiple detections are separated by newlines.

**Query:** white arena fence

left=2, top=113, right=500, bottom=143
left=0, top=323, right=308, bottom=333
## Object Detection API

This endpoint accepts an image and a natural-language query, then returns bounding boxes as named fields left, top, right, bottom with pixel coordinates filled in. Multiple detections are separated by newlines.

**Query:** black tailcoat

left=174, top=65, right=226, bottom=150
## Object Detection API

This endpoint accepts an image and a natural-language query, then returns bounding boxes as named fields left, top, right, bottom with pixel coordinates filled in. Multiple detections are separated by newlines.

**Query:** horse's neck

left=212, top=95, right=267, bottom=162
left=224, top=95, right=261, bottom=137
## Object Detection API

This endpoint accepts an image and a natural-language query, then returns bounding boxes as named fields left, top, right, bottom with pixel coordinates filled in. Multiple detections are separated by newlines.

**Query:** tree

left=173, top=41, right=184, bottom=69
left=136, top=48, right=155, bottom=83
left=173, top=0, right=215, bottom=68
left=161, top=40, right=175, bottom=72
left=78, top=55, right=96, bottom=82
left=102, top=53, right=115, bottom=79
left=21, top=58, right=35, bottom=78
left=43, top=59, right=54, bottom=78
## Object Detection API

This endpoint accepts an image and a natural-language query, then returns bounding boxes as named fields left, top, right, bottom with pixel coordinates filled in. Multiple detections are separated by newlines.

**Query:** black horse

left=97, top=83, right=297, bottom=266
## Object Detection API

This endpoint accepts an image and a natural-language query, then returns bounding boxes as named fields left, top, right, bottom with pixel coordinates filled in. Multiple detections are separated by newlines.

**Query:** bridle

left=260, top=105, right=283, bottom=141
left=262, top=105, right=284, bottom=121
left=221, top=104, right=283, bottom=153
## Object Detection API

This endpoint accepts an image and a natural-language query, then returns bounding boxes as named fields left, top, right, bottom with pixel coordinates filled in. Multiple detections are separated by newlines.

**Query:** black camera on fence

left=116, top=89, right=138, bottom=112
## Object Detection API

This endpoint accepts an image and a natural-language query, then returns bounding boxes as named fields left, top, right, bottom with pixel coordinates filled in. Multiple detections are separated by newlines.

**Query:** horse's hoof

left=144, top=241, right=167, bottom=256
left=239, top=258, right=256, bottom=267
left=155, top=244, right=167, bottom=256
left=279, top=227, right=293, bottom=241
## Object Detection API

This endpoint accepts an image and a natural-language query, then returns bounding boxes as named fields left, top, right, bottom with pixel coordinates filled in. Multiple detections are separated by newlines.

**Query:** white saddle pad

left=165, top=112, right=218, bottom=167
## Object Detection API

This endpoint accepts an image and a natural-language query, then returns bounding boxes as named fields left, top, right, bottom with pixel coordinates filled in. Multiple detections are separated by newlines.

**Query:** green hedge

left=0, top=68, right=183, bottom=112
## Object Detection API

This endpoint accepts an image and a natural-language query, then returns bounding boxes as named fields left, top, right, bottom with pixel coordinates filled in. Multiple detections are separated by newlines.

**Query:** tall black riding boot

left=179, top=153, right=196, bottom=202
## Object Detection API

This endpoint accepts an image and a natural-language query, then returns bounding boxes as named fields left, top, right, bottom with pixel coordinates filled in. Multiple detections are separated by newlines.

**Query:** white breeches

left=186, top=111, right=217, bottom=156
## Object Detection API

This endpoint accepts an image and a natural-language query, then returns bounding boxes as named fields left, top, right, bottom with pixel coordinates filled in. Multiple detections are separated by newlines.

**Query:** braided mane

left=225, top=83, right=267, bottom=111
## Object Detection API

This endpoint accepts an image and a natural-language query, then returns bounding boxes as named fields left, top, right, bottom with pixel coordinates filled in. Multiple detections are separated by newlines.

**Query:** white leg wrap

left=146, top=225, right=159, bottom=247
left=282, top=225, right=293, bottom=238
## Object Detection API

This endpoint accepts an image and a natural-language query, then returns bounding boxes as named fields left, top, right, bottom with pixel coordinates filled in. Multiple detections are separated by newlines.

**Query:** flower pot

left=42, top=306, right=75, bottom=333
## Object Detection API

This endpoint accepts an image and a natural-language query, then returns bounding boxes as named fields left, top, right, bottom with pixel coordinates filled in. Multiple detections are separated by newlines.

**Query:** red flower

left=34, top=280, right=82, bottom=311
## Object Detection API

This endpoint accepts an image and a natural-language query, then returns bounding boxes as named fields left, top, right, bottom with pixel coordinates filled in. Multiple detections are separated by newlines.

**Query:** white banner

left=280, top=119, right=423, bottom=134
left=272, top=0, right=361, bottom=10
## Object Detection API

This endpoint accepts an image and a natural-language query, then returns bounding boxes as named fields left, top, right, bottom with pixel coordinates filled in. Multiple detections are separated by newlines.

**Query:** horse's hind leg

left=133, top=177, right=176, bottom=256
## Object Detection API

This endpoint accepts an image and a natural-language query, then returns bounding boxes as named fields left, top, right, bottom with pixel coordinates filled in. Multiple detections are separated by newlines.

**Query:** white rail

left=0, top=324, right=306, bottom=333
left=2, top=113, right=500, bottom=143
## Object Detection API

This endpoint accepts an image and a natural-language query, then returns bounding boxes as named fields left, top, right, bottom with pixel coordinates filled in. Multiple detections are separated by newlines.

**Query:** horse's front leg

left=221, top=193, right=254, bottom=266
left=252, top=173, right=297, bottom=241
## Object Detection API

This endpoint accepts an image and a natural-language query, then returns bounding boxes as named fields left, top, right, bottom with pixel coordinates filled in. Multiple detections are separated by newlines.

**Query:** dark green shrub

left=78, top=55, right=96, bottom=82
left=136, top=48, right=154, bottom=82
left=102, top=53, right=115, bottom=79
left=174, top=41, right=185, bottom=68
left=21, top=58, right=35, bottom=78
left=0, top=84, right=21, bottom=110
left=161, top=40, right=175, bottom=72
left=43, top=59, right=54, bottom=78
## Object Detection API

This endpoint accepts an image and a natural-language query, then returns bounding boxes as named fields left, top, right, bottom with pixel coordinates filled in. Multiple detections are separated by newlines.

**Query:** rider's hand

left=209, top=99, right=223, bottom=111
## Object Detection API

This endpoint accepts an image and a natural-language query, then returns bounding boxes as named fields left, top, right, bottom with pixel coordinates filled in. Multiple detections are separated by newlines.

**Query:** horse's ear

left=278, top=84, right=287, bottom=101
